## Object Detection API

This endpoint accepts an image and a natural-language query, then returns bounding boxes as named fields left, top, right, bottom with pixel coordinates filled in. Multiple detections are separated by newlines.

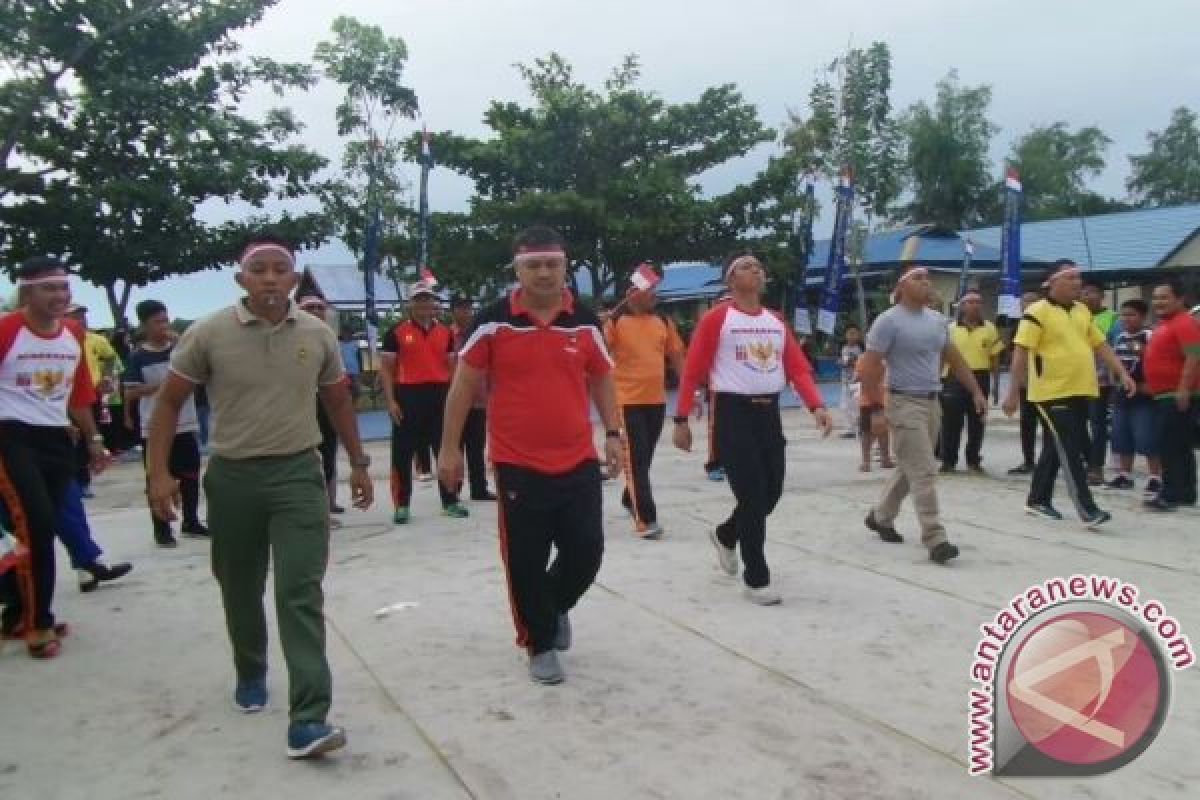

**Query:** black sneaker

left=181, top=521, right=209, bottom=538
left=329, top=504, right=346, bottom=514
left=154, top=530, right=179, bottom=548
left=471, top=490, right=497, bottom=501
left=1082, top=509, right=1112, bottom=530
left=78, top=561, right=133, bottom=593
left=864, top=511, right=903, bottom=543
left=1025, top=503, right=1063, bottom=521
left=1007, top=464, right=1034, bottom=475
left=966, top=464, right=986, bottom=475
left=1104, top=475, right=1134, bottom=490
left=929, top=541, right=960, bottom=565
left=939, top=464, right=956, bottom=474
left=1143, top=477, right=1162, bottom=498
left=1145, top=497, right=1176, bottom=512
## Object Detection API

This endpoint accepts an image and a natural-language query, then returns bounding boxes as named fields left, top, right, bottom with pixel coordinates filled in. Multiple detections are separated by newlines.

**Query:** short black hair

left=136, top=299, right=168, bottom=323
left=1120, top=298, right=1148, bottom=315
left=450, top=295, right=473, bottom=310
left=1082, top=278, right=1105, bottom=291
left=512, top=225, right=566, bottom=256
left=16, top=256, right=67, bottom=280
left=1156, top=277, right=1186, bottom=299
left=844, top=322, right=861, bottom=332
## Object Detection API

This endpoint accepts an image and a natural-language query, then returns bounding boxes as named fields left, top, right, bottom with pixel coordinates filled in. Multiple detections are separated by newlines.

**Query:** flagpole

left=817, top=167, right=854, bottom=337
left=997, top=167, right=1023, bottom=321
left=956, top=237, right=974, bottom=300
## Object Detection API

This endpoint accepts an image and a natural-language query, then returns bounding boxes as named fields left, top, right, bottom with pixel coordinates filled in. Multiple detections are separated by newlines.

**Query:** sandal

left=2, top=621, right=69, bottom=641
left=26, top=628, right=62, bottom=659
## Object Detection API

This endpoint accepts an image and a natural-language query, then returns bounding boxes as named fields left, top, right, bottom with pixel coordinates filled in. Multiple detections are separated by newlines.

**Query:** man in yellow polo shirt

left=605, top=277, right=685, bottom=538
left=1003, top=259, right=1135, bottom=529
left=940, top=288, right=1004, bottom=473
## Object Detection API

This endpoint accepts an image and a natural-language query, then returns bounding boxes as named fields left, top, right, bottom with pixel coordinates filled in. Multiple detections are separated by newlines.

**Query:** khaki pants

left=873, top=394, right=947, bottom=549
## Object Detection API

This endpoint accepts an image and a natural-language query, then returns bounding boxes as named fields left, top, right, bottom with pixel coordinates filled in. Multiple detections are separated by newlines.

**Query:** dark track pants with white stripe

left=1029, top=396, right=1099, bottom=518
left=495, top=460, right=604, bottom=655
left=619, top=404, right=665, bottom=533
left=0, top=422, right=74, bottom=634
left=712, top=393, right=785, bottom=589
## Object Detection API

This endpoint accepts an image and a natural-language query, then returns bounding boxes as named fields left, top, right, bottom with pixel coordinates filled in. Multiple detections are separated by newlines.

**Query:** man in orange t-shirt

left=604, top=279, right=685, bottom=538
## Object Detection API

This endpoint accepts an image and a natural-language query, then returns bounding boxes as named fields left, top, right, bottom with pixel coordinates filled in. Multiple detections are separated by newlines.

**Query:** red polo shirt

left=460, top=289, right=612, bottom=474
left=382, top=320, right=454, bottom=385
left=1145, top=310, right=1200, bottom=397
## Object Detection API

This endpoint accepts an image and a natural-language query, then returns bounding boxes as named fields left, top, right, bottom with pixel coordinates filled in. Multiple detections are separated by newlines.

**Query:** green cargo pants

left=204, top=450, right=332, bottom=723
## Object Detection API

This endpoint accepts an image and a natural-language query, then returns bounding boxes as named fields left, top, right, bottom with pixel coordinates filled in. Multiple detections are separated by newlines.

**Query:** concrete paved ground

left=2, top=412, right=1198, bottom=799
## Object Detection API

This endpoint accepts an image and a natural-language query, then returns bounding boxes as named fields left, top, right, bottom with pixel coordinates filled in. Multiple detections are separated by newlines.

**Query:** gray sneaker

left=744, top=585, right=782, bottom=606
left=553, top=612, right=571, bottom=651
left=530, top=650, right=565, bottom=685
left=709, top=528, right=738, bottom=576
left=641, top=522, right=664, bottom=539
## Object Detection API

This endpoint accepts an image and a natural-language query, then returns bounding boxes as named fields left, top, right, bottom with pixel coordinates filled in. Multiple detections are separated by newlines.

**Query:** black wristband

left=605, top=429, right=622, bottom=439
left=672, top=416, right=688, bottom=425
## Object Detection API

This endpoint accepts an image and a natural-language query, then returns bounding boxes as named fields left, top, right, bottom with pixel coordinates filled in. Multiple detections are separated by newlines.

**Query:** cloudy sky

left=18, top=0, right=1198, bottom=325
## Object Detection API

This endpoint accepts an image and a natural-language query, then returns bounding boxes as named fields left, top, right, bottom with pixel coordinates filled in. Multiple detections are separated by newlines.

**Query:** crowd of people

left=1, top=226, right=1197, bottom=763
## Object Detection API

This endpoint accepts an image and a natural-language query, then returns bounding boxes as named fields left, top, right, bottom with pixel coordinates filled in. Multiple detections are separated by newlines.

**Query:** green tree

left=0, top=0, right=328, bottom=325
left=995, top=122, right=1123, bottom=222
left=1128, top=107, right=1200, bottom=207
left=898, top=71, right=999, bottom=229
left=314, top=15, right=419, bottom=298
left=784, top=42, right=902, bottom=220
left=422, top=53, right=776, bottom=298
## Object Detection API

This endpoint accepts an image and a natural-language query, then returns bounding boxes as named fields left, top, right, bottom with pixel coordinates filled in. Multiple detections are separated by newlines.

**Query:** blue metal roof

left=966, top=204, right=1200, bottom=272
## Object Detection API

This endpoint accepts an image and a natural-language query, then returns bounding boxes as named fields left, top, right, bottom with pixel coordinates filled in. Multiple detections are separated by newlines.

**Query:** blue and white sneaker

left=286, top=722, right=347, bottom=759
left=233, top=679, right=268, bottom=713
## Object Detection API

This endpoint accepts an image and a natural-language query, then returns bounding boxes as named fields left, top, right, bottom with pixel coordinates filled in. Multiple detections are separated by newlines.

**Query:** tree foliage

left=314, top=15, right=420, bottom=297
left=784, top=42, right=902, bottom=220
left=423, top=53, right=778, bottom=298
left=0, top=0, right=329, bottom=324
left=993, top=122, right=1127, bottom=222
left=1128, top=107, right=1200, bottom=207
left=898, top=71, right=999, bottom=229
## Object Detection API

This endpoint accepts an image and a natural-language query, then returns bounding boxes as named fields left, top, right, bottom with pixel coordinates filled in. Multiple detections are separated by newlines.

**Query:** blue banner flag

left=997, top=168, right=1023, bottom=320
left=817, top=171, right=854, bottom=334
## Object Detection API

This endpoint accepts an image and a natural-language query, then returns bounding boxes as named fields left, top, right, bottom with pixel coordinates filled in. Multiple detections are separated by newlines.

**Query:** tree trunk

left=104, top=281, right=133, bottom=330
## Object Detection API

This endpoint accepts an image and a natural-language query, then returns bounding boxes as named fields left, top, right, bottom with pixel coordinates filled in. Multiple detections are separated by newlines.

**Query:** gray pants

left=872, top=394, right=947, bottom=549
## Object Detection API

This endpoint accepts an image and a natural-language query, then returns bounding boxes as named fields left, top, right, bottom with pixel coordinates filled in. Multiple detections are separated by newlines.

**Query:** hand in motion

left=349, top=467, right=374, bottom=510
left=148, top=472, right=180, bottom=522
left=812, top=407, right=834, bottom=438
left=437, top=447, right=464, bottom=494
left=604, top=436, right=623, bottom=479
left=672, top=421, right=693, bottom=452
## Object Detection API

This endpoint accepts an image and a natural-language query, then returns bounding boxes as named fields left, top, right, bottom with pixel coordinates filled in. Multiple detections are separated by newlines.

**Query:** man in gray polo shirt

left=146, top=234, right=374, bottom=759
left=859, top=264, right=987, bottom=564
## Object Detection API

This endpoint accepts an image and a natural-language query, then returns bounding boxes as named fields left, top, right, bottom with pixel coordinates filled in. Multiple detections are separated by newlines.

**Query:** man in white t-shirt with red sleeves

left=0, top=257, right=110, bottom=659
left=672, top=253, right=833, bottom=606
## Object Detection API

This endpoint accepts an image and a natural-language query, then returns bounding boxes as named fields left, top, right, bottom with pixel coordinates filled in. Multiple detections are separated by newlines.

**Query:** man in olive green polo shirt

left=146, top=234, right=374, bottom=760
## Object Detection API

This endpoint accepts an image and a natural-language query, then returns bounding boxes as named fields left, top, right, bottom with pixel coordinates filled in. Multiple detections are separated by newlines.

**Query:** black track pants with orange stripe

left=0, top=421, right=74, bottom=634
left=619, top=404, right=665, bottom=532
left=495, top=460, right=604, bottom=654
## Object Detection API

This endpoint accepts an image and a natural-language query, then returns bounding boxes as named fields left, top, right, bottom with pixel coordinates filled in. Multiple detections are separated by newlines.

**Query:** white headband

left=17, top=275, right=71, bottom=287
left=891, top=267, right=929, bottom=302
left=1042, top=266, right=1082, bottom=288
left=725, top=255, right=760, bottom=279
left=240, top=243, right=295, bottom=268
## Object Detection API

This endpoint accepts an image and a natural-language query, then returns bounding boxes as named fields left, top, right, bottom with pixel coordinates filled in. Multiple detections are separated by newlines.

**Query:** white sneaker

left=744, top=586, right=782, bottom=606
left=709, top=528, right=737, bottom=576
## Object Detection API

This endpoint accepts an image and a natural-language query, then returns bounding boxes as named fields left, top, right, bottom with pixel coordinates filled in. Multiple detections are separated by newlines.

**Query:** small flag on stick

left=630, top=262, right=660, bottom=291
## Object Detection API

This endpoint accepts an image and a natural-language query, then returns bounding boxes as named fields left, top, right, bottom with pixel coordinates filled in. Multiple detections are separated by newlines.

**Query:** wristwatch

left=605, top=429, right=622, bottom=439
left=672, top=416, right=688, bottom=425
left=350, top=454, right=372, bottom=469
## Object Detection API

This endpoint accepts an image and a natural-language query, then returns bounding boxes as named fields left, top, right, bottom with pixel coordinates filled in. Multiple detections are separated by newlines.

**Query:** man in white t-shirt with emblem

left=0, top=257, right=110, bottom=658
left=672, top=253, right=832, bottom=605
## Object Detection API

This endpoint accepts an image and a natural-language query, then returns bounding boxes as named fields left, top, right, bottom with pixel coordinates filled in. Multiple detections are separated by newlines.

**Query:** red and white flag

left=1005, top=167, right=1022, bottom=192
left=630, top=262, right=660, bottom=291
left=420, top=267, right=438, bottom=286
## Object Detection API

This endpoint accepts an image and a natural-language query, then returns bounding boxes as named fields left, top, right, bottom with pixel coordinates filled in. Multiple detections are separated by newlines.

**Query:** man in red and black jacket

left=438, top=225, right=622, bottom=686
left=380, top=283, right=468, bottom=524
left=0, top=257, right=110, bottom=658
left=673, top=253, right=833, bottom=606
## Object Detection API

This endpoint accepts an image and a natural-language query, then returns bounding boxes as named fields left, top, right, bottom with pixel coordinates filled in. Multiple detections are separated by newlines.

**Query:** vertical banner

left=957, top=237, right=975, bottom=300
left=361, top=207, right=381, bottom=358
left=792, top=176, right=816, bottom=335
left=817, top=170, right=854, bottom=334
left=418, top=126, right=433, bottom=275
left=997, top=167, right=1023, bottom=320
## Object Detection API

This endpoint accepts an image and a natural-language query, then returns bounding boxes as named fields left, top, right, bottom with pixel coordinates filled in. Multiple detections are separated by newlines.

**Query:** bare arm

left=667, top=350, right=685, bottom=383
left=145, top=373, right=195, bottom=520
left=123, top=383, right=159, bottom=401
left=944, top=343, right=985, bottom=399
left=378, top=353, right=397, bottom=406
left=589, top=373, right=622, bottom=478
left=859, top=350, right=885, bottom=403
left=439, top=363, right=485, bottom=455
